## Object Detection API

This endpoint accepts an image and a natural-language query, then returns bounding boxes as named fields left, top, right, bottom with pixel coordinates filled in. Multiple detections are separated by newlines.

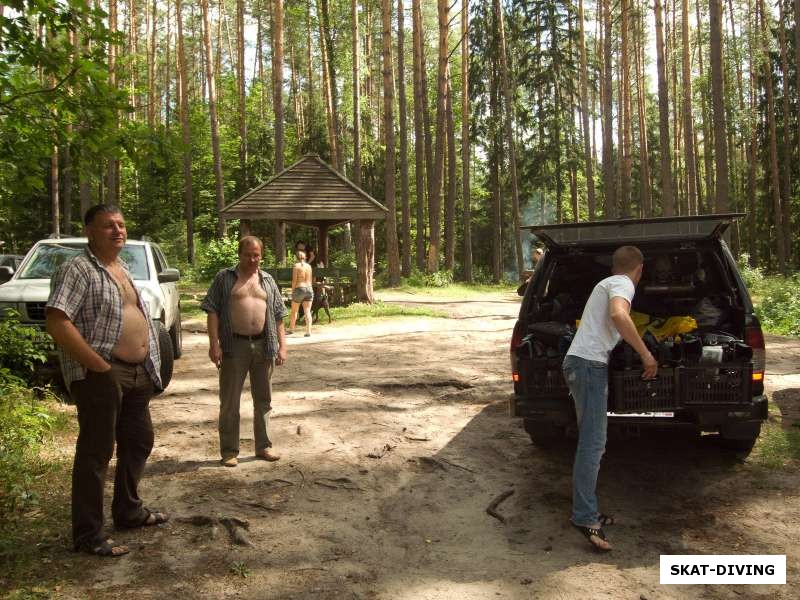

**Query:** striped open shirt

left=46, top=248, right=162, bottom=390
left=200, top=267, right=287, bottom=357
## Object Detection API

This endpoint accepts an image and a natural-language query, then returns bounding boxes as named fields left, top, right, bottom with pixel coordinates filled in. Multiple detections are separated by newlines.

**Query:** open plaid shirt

left=200, top=267, right=287, bottom=357
left=46, top=247, right=162, bottom=390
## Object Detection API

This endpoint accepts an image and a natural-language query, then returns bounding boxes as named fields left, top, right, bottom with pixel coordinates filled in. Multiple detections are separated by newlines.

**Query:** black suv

left=510, top=214, right=767, bottom=450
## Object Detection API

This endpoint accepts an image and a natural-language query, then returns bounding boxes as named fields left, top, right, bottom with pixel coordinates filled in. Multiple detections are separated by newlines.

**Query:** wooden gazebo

left=220, top=154, right=388, bottom=302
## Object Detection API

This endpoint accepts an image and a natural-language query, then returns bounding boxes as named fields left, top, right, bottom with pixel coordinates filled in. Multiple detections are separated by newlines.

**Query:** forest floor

left=7, top=289, right=800, bottom=599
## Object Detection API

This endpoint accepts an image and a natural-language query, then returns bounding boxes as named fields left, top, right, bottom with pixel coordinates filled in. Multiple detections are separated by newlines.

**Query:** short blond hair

left=297, top=250, right=306, bottom=261
left=612, top=245, right=644, bottom=274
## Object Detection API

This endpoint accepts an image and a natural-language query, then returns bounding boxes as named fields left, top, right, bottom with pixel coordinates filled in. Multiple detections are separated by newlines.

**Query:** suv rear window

left=18, top=243, right=149, bottom=280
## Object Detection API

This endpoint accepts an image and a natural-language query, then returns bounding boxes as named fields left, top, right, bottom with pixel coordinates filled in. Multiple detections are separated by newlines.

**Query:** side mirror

left=0, top=266, right=14, bottom=283
left=157, top=268, right=180, bottom=283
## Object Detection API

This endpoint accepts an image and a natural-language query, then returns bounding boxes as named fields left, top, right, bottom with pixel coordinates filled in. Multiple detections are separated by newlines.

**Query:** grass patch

left=749, top=422, right=800, bottom=469
left=388, top=282, right=517, bottom=298
left=0, top=390, right=74, bottom=595
left=286, top=300, right=447, bottom=329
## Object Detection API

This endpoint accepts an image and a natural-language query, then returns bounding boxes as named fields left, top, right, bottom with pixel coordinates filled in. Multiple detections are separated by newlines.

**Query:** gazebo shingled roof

left=220, top=154, right=388, bottom=224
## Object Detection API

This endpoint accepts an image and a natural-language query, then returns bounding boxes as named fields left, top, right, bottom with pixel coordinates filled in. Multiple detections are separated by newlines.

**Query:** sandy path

left=50, top=290, right=798, bottom=599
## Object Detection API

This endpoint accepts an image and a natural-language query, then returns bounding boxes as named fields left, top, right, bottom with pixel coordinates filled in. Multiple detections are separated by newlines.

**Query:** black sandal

left=572, top=523, right=612, bottom=552
left=599, top=513, right=616, bottom=526
left=77, top=538, right=130, bottom=557
left=116, top=508, right=169, bottom=529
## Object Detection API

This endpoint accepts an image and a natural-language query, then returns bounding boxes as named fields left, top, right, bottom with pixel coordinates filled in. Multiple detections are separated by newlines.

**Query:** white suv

left=0, top=237, right=182, bottom=388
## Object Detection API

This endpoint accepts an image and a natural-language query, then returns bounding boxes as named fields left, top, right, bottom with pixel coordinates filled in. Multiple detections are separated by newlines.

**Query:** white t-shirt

left=566, top=274, right=636, bottom=364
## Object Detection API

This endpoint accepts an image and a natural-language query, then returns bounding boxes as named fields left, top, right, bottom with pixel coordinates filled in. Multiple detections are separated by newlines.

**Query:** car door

left=152, top=245, right=177, bottom=329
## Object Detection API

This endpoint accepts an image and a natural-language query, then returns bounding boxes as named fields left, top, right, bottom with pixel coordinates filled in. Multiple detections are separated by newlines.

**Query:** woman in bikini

left=288, top=250, right=313, bottom=337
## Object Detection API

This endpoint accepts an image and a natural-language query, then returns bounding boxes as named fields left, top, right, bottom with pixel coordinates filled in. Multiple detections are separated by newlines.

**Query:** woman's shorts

left=292, top=286, right=314, bottom=303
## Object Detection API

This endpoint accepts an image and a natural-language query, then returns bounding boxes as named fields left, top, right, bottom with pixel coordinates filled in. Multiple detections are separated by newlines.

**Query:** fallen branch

left=367, top=443, right=395, bottom=459
left=439, top=457, right=476, bottom=473
left=486, top=490, right=515, bottom=524
left=313, top=477, right=363, bottom=491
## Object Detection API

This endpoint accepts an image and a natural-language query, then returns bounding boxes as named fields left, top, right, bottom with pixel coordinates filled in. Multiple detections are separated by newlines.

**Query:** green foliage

left=399, top=269, right=455, bottom=288
left=229, top=561, right=251, bottom=578
left=327, top=247, right=357, bottom=270
left=738, top=255, right=800, bottom=336
left=0, top=382, right=63, bottom=517
left=295, top=301, right=447, bottom=325
left=0, top=311, right=52, bottom=383
left=191, top=236, right=276, bottom=282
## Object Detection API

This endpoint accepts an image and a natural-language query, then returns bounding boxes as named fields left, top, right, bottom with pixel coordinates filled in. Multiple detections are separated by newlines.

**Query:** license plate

left=608, top=411, right=674, bottom=418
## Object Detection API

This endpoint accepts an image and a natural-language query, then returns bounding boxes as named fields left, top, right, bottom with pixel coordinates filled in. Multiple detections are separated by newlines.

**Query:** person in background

left=562, top=245, right=657, bottom=551
left=201, top=236, right=288, bottom=467
left=307, top=247, right=325, bottom=270
left=288, top=250, right=314, bottom=337
left=517, top=247, right=545, bottom=296
left=46, top=204, right=166, bottom=557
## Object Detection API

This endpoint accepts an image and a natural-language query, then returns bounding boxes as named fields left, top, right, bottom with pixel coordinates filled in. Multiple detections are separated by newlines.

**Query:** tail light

left=745, top=320, right=766, bottom=395
left=510, top=321, right=525, bottom=382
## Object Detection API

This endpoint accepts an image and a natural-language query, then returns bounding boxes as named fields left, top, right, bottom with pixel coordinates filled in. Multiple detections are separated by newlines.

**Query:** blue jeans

left=562, top=354, right=608, bottom=527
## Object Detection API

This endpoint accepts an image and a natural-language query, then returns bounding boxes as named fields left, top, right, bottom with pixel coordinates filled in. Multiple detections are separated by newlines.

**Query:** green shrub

left=191, top=236, right=276, bottom=281
left=0, top=311, right=52, bottom=383
left=0, top=383, right=60, bottom=516
left=401, top=268, right=454, bottom=288
left=756, top=274, right=800, bottom=336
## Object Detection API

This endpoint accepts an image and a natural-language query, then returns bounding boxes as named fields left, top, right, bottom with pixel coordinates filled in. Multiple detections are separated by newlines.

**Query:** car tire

left=170, top=311, right=183, bottom=359
left=523, top=419, right=566, bottom=448
left=158, top=322, right=174, bottom=391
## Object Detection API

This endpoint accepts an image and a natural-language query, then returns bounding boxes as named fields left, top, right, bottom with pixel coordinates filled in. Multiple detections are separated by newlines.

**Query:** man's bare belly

left=230, top=277, right=267, bottom=335
left=112, top=304, right=149, bottom=363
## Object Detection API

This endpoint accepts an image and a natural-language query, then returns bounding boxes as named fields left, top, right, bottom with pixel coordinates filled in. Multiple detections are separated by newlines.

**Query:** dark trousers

left=70, top=361, right=155, bottom=549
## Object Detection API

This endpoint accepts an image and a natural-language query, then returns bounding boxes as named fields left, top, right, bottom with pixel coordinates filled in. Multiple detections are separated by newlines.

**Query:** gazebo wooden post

left=318, top=222, right=330, bottom=265
left=239, top=219, right=252, bottom=236
left=356, top=219, right=375, bottom=303
left=275, top=221, right=286, bottom=265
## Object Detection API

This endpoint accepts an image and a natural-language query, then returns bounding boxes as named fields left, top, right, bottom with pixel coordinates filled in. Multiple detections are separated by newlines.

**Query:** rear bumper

left=511, top=393, right=768, bottom=433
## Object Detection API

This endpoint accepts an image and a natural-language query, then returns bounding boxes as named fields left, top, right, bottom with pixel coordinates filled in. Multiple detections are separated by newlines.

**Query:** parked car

left=0, top=238, right=182, bottom=388
left=510, top=214, right=767, bottom=451
left=0, top=254, right=24, bottom=279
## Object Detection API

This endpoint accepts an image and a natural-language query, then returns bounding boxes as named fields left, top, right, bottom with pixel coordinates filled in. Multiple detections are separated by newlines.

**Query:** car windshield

left=17, top=243, right=149, bottom=280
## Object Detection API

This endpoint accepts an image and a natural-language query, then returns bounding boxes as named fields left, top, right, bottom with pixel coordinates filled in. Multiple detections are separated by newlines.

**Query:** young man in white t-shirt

left=562, top=245, right=658, bottom=551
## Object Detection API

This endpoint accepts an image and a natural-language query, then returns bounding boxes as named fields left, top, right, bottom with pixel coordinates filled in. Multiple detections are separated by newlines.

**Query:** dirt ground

left=33, top=291, right=800, bottom=599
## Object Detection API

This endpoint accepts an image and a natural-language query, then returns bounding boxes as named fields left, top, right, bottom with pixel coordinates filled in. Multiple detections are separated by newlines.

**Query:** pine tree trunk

left=681, top=0, right=697, bottom=214
left=382, top=0, right=401, bottom=285
left=777, top=2, right=792, bottom=265
left=353, top=0, right=361, bottom=186
left=398, top=0, right=411, bottom=277
left=237, top=0, right=248, bottom=194
left=620, top=0, right=632, bottom=216
left=107, top=0, right=119, bottom=203
left=490, top=59, right=502, bottom=283
left=654, top=0, right=673, bottom=215
left=148, top=0, right=157, bottom=127
left=320, top=0, right=343, bottom=171
left=201, top=0, right=226, bottom=237
left=318, top=0, right=338, bottom=170
left=635, top=10, right=651, bottom=216
left=494, top=0, right=523, bottom=279
left=273, top=0, right=284, bottom=172
left=444, top=67, right=456, bottom=271
left=758, top=0, right=786, bottom=272
left=601, top=0, right=616, bottom=216
left=357, top=220, right=375, bottom=303
left=411, top=0, right=426, bottom=271
left=578, top=0, right=595, bottom=220
left=461, top=0, right=472, bottom=281
left=177, top=0, right=195, bottom=264
left=709, top=0, right=729, bottom=213
left=426, top=0, right=448, bottom=273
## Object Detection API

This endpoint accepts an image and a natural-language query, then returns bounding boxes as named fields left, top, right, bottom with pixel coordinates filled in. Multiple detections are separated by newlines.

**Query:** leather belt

left=233, top=331, right=266, bottom=341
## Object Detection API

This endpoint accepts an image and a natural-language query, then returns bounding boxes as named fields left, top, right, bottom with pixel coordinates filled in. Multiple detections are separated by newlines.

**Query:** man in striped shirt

left=201, top=236, right=288, bottom=467
left=46, top=205, right=166, bottom=558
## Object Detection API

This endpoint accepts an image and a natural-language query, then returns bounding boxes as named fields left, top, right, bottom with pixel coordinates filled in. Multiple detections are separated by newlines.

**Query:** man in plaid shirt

left=46, top=205, right=167, bottom=557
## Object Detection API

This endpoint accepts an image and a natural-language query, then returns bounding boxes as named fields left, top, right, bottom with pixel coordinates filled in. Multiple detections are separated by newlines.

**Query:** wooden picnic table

left=265, top=266, right=358, bottom=306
